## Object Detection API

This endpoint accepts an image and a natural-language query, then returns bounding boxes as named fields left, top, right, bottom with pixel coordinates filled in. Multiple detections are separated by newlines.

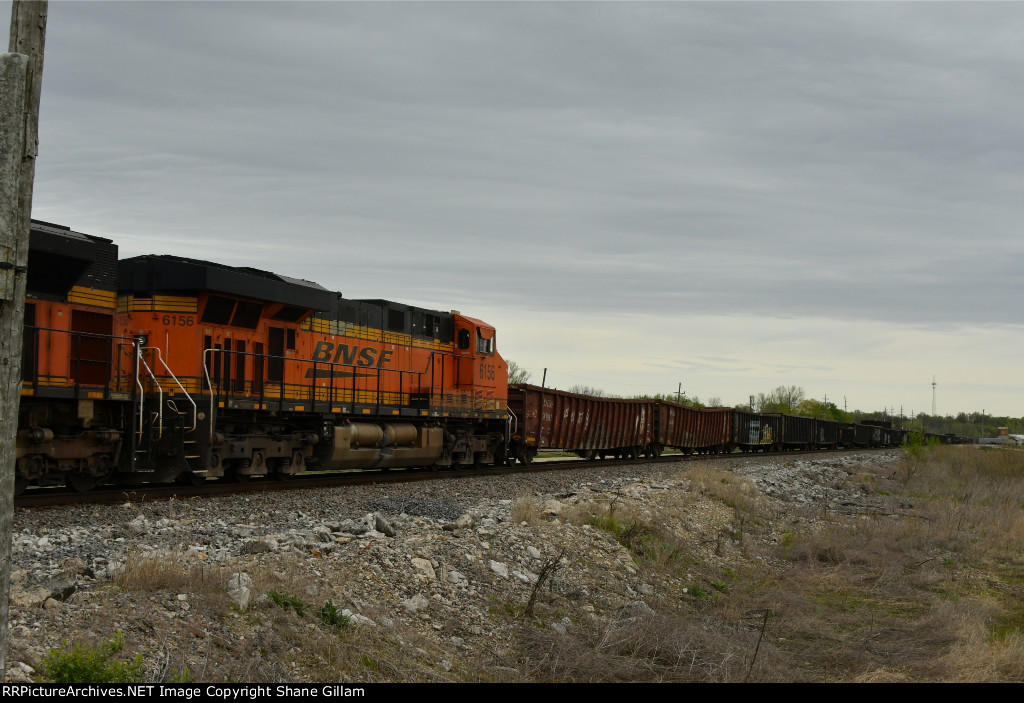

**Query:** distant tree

left=631, top=392, right=704, bottom=407
left=507, top=360, right=532, bottom=384
left=795, top=398, right=848, bottom=422
left=706, top=396, right=722, bottom=407
left=759, top=385, right=806, bottom=414
left=569, top=384, right=608, bottom=397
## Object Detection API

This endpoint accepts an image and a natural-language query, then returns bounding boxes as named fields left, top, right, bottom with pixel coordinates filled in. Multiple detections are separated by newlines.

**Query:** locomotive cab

left=453, top=314, right=506, bottom=416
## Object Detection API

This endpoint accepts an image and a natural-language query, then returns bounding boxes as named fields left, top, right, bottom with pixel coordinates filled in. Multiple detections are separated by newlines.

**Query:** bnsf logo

left=313, top=341, right=394, bottom=368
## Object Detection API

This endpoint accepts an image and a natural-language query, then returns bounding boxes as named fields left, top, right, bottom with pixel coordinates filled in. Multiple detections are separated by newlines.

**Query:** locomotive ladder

left=133, top=346, right=202, bottom=473
left=149, top=347, right=203, bottom=473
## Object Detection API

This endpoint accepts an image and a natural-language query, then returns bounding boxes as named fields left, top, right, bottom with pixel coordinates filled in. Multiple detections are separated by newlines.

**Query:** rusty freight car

left=653, top=403, right=732, bottom=455
left=506, top=385, right=654, bottom=464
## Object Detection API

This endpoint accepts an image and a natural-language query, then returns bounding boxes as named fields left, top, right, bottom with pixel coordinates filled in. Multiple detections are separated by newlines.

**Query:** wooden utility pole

left=2, top=0, right=47, bottom=680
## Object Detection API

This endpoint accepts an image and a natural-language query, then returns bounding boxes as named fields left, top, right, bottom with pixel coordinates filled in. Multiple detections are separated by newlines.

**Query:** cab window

left=476, top=330, right=493, bottom=354
left=458, top=329, right=471, bottom=350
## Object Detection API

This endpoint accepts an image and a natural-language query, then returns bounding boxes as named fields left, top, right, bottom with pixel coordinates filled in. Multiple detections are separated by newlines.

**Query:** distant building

left=979, top=435, right=1022, bottom=446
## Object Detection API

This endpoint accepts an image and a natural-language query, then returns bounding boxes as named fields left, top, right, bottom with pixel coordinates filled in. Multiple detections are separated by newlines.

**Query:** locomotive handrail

left=21, top=324, right=140, bottom=398
left=201, top=348, right=216, bottom=442
left=147, top=346, right=197, bottom=432
left=22, top=324, right=138, bottom=342
left=135, top=358, right=145, bottom=443
left=137, top=350, right=164, bottom=440
left=506, top=406, right=518, bottom=449
left=202, top=346, right=447, bottom=418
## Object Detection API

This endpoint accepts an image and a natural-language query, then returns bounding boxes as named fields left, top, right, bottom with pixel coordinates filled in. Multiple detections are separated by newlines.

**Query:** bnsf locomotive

left=16, top=220, right=508, bottom=494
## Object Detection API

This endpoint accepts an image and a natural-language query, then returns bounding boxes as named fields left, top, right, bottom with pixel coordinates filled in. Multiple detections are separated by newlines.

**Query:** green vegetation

left=506, top=359, right=532, bottom=384
left=38, top=633, right=145, bottom=684
left=267, top=590, right=306, bottom=616
left=318, top=600, right=351, bottom=628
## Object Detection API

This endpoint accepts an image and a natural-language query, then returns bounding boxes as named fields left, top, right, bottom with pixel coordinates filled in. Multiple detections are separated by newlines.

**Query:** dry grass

left=111, top=549, right=227, bottom=593
left=505, top=447, right=1024, bottom=682
left=753, top=446, right=1024, bottom=682
left=510, top=496, right=542, bottom=525
left=517, top=610, right=784, bottom=682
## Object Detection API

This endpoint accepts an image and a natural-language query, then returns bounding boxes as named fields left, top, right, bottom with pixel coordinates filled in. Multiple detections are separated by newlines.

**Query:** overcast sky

left=10, top=1, right=1024, bottom=418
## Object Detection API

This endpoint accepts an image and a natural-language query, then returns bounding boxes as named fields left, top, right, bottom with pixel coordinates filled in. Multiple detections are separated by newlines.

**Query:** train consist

left=506, top=385, right=907, bottom=465
left=16, top=220, right=909, bottom=495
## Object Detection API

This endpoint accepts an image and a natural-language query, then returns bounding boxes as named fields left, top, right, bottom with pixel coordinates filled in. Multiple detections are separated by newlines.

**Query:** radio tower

left=931, top=375, right=937, bottom=416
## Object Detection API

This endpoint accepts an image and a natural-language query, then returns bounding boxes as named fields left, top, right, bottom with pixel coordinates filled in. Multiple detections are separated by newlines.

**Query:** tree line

left=506, top=362, right=1020, bottom=438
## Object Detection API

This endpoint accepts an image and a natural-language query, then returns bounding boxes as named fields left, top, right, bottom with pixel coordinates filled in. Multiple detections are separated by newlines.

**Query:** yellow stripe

left=118, top=295, right=198, bottom=313
left=307, top=317, right=455, bottom=351
left=68, top=287, right=116, bottom=309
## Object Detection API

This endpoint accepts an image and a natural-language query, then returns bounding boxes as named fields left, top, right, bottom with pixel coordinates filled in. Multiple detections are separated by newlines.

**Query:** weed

left=169, top=668, right=195, bottom=683
left=511, top=496, right=542, bottom=525
left=319, top=600, right=351, bottom=628
left=38, top=632, right=144, bottom=684
left=268, top=590, right=307, bottom=616
left=689, top=585, right=711, bottom=599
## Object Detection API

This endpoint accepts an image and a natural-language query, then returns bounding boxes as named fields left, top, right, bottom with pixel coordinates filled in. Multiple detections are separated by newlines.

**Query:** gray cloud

left=15, top=2, right=1024, bottom=343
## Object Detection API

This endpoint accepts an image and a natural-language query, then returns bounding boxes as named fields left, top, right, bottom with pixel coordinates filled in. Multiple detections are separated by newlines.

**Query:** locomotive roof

left=28, top=220, right=118, bottom=296
left=118, top=254, right=340, bottom=312
left=30, top=219, right=114, bottom=254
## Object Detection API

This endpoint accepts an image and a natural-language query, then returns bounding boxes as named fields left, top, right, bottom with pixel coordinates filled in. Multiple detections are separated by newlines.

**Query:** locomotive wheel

left=180, top=472, right=207, bottom=486
left=14, top=475, right=28, bottom=496
left=65, top=472, right=103, bottom=493
left=270, top=459, right=292, bottom=481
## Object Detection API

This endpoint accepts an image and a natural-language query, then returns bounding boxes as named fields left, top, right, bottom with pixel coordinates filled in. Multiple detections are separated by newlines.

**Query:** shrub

left=319, top=600, right=351, bottom=628
left=38, top=632, right=145, bottom=683
left=268, top=590, right=306, bottom=616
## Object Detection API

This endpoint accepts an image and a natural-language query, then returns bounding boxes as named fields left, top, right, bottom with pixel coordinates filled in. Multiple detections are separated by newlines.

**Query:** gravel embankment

left=6, top=450, right=904, bottom=682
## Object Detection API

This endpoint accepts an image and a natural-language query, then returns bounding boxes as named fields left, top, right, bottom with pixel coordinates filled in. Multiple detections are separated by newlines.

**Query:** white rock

left=411, top=557, right=436, bottom=580
left=402, top=593, right=430, bottom=613
left=542, top=499, right=564, bottom=515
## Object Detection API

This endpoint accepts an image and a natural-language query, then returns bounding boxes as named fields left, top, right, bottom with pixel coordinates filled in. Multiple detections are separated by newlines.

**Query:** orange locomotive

left=17, top=221, right=509, bottom=492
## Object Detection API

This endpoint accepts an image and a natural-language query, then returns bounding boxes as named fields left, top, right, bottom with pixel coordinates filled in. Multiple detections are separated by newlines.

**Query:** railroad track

left=13, top=447, right=883, bottom=509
